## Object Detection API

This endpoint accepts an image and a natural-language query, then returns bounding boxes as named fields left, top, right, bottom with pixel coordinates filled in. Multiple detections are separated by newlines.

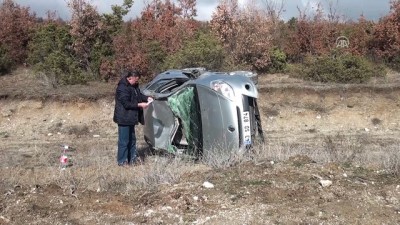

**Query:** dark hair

left=123, top=69, right=141, bottom=78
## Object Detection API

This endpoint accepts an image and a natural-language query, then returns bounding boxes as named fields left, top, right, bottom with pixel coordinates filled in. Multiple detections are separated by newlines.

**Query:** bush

left=297, top=54, right=384, bottom=83
left=386, top=55, right=400, bottom=72
left=28, top=22, right=87, bottom=85
left=0, top=45, right=12, bottom=75
left=220, top=54, right=252, bottom=72
left=36, top=51, right=87, bottom=85
left=162, top=32, right=225, bottom=71
left=0, top=0, right=35, bottom=66
left=210, top=2, right=274, bottom=72
left=268, top=48, right=287, bottom=73
left=371, top=0, right=400, bottom=67
left=145, top=40, right=167, bottom=75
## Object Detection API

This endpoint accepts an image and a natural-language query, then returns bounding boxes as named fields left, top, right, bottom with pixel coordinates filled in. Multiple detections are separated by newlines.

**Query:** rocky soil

left=0, top=68, right=400, bottom=224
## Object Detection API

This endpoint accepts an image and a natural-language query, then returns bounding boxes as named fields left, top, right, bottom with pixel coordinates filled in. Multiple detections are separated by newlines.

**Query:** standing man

left=113, top=70, right=153, bottom=166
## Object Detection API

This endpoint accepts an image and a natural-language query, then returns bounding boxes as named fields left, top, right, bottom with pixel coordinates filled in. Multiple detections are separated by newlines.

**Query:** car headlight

left=210, top=80, right=235, bottom=100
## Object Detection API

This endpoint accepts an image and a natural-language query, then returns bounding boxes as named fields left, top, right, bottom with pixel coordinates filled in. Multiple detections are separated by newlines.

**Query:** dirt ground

left=0, top=68, right=400, bottom=224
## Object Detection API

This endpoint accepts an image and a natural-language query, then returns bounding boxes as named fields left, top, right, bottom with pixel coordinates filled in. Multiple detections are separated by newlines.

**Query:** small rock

left=319, top=179, right=333, bottom=187
left=144, top=209, right=154, bottom=217
left=0, top=132, right=9, bottom=138
left=193, top=196, right=199, bottom=201
left=316, top=115, right=321, bottom=119
left=93, top=134, right=100, bottom=138
left=161, top=206, right=172, bottom=211
left=270, top=161, right=275, bottom=165
left=343, top=173, right=348, bottom=178
left=47, top=133, right=53, bottom=136
left=202, top=181, right=214, bottom=189
left=365, top=128, right=370, bottom=132
left=0, top=216, right=10, bottom=223
left=1, top=109, right=13, bottom=117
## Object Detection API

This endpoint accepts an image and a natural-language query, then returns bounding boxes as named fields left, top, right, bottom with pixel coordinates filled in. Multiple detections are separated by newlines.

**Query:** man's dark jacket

left=113, top=77, right=148, bottom=126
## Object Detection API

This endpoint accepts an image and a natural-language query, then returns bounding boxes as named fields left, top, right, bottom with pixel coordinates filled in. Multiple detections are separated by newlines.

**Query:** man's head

left=125, top=70, right=141, bottom=85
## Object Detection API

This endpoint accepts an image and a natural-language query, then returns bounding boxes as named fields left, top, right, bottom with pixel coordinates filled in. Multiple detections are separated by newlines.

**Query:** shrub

left=36, top=50, right=87, bottom=85
left=371, top=0, right=400, bottom=68
left=145, top=40, right=167, bottom=75
left=283, top=6, right=340, bottom=63
left=268, top=48, right=287, bottom=73
left=28, top=22, right=71, bottom=65
left=0, top=45, right=12, bottom=75
left=69, top=0, right=133, bottom=80
left=220, top=54, right=251, bottom=72
left=28, top=22, right=87, bottom=85
left=0, top=0, right=35, bottom=66
left=162, top=31, right=224, bottom=71
left=112, top=0, right=199, bottom=80
left=297, top=54, right=384, bottom=83
left=386, top=55, right=400, bottom=71
left=210, top=1, right=274, bottom=72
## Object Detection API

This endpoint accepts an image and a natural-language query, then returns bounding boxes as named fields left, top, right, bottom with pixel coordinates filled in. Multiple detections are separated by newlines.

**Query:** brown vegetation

left=371, top=0, right=400, bottom=68
left=1, top=0, right=400, bottom=82
left=0, top=0, right=35, bottom=66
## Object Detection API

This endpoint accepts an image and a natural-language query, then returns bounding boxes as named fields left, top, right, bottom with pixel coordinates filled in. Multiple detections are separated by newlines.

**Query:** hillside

left=0, top=68, right=400, bottom=224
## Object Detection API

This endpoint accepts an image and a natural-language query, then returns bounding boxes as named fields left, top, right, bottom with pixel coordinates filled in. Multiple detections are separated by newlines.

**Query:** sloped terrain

left=0, top=68, right=400, bottom=224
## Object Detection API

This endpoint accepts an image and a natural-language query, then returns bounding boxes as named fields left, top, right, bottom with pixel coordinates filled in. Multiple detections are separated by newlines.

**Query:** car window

left=146, top=79, right=170, bottom=91
left=155, top=78, right=189, bottom=94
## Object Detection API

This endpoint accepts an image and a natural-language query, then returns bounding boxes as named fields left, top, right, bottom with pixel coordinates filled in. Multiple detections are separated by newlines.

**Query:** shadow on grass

left=137, top=145, right=154, bottom=161
left=136, top=145, right=176, bottom=162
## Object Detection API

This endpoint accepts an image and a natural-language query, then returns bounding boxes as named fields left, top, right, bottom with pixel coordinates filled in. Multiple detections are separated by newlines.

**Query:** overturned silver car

left=142, top=69, right=264, bottom=157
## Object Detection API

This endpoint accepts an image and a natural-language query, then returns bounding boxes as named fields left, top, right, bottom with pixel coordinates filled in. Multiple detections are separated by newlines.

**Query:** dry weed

left=2, top=134, right=400, bottom=194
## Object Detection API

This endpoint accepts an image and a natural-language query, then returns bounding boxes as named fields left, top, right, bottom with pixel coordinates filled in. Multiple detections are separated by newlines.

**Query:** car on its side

left=229, top=70, right=258, bottom=85
left=142, top=69, right=264, bottom=157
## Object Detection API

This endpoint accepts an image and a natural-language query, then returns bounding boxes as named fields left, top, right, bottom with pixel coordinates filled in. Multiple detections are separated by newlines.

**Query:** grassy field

left=0, top=68, right=400, bottom=224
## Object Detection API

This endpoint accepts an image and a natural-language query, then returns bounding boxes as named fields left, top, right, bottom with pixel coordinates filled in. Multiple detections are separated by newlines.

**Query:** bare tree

left=261, top=0, right=285, bottom=23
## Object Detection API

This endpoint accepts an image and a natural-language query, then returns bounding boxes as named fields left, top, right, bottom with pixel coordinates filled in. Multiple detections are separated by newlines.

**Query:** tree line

left=0, top=0, right=399, bottom=85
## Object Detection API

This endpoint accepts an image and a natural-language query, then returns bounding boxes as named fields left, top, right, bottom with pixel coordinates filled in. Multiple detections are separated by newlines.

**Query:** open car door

left=143, top=77, right=198, bottom=153
left=143, top=98, right=179, bottom=152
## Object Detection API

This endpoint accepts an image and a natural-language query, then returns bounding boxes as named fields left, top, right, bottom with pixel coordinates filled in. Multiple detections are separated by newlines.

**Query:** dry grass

left=1, top=133, right=400, bottom=199
left=0, top=67, right=115, bottom=101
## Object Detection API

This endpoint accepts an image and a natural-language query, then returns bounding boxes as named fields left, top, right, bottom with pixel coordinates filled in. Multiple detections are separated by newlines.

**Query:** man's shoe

left=118, top=161, right=129, bottom=167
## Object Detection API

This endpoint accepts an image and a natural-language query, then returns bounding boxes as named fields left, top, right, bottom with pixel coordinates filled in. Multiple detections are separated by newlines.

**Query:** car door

left=143, top=98, right=178, bottom=152
left=143, top=78, right=189, bottom=152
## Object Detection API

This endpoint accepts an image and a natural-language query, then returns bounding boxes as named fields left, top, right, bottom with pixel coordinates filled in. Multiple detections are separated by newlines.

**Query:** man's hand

left=147, top=97, right=154, bottom=103
left=138, top=102, right=149, bottom=109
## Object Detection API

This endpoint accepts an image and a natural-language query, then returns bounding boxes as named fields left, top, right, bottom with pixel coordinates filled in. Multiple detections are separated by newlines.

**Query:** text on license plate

left=242, top=111, right=251, bottom=145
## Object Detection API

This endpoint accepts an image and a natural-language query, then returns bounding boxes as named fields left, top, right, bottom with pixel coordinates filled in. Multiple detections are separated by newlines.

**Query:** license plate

left=242, top=111, right=251, bottom=145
